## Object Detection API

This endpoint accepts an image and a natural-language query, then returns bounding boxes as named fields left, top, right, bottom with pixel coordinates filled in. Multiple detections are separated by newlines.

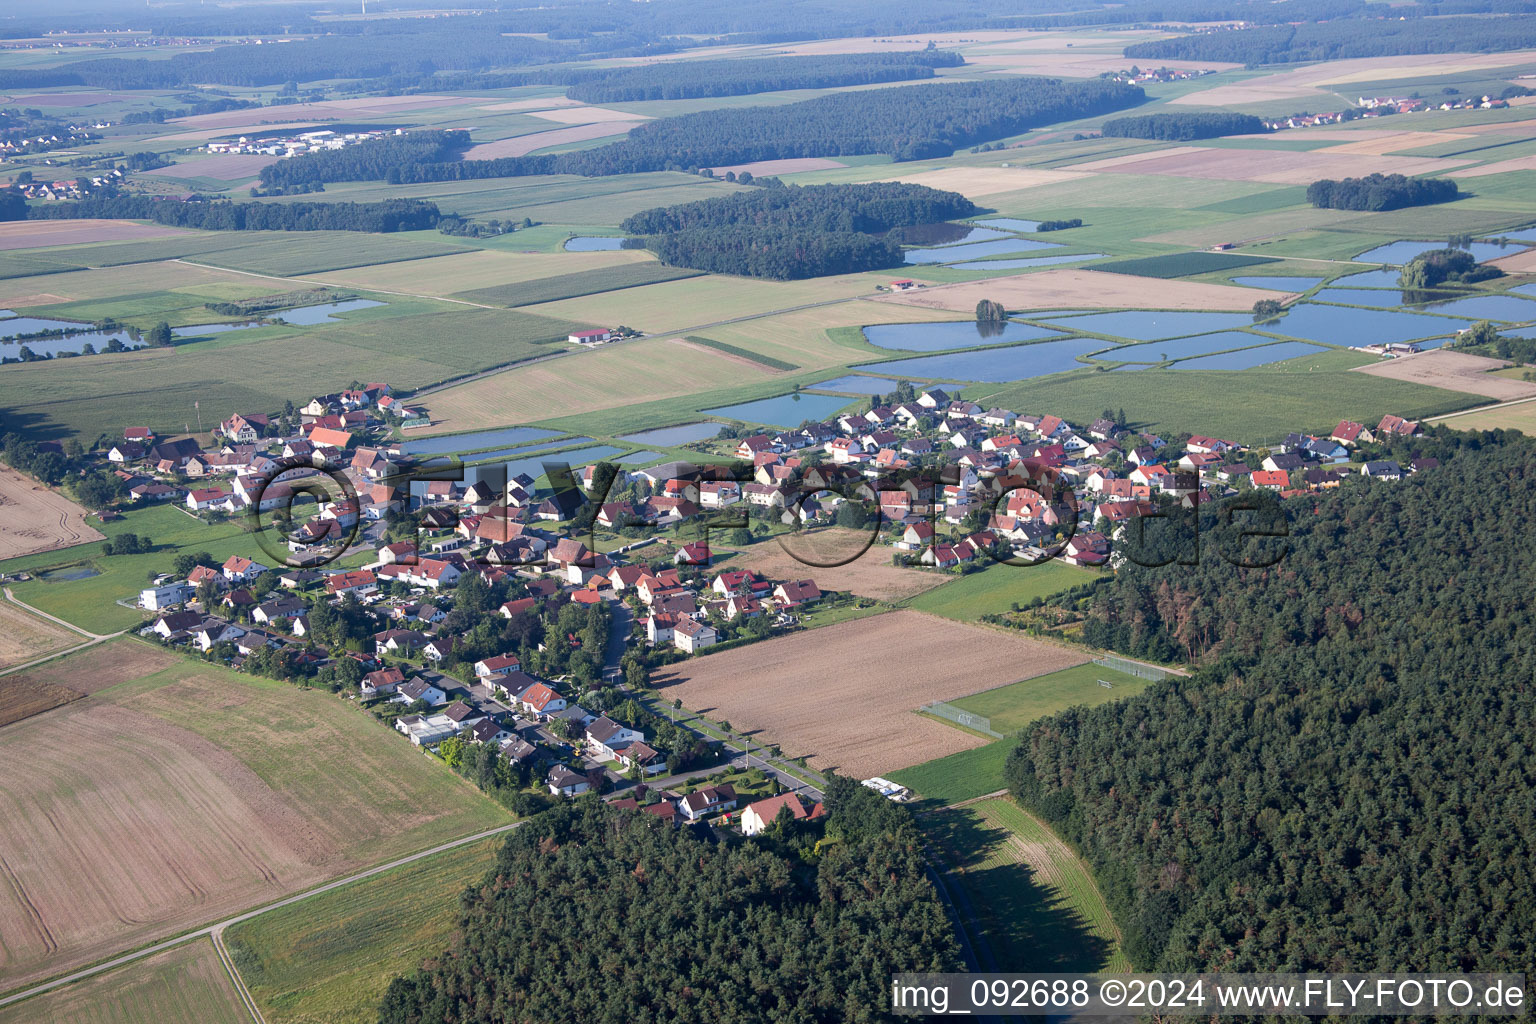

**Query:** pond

left=1265, top=303, right=1471, bottom=347
left=402, top=426, right=566, bottom=456
left=564, top=236, right=625, bottom=251
left=1503, top=325, right=1536, bottom=339
left=903, top=237, right=1061, bottom=264
left=858, top=337, right=1104, bottom=383
left=172, top=321, right=264, bottom=337
left=863, top=320, right=1062, bottom=352
left=810, top=373, right=914, bottom=395
left=1512, top=284, right=1536, bottom=298
left=1313, top=288, right=1404, bottom=309
left=2, top=331, right=145, bottom=358
left=619, top=421, right=728, bottom=446
left=974, top=218, right=1041, bottom=232
left=0, top=315, right=99, bottom=337
left=1040, top=310, right=1256, bottom=341
left=949, top=252, right=1108, bottom=270
left=703, top=392, right=854, bottom=426
left=1231, top=275, right=1325, bottom=291
left=1173, top=342, right=1329, bottom=370
left=1353, top=240, right=1524, bottom=265
left=1420, top=294, right=1536, bottom=322
left=886, top=223, right=1012, bottom=246
left=616, top=449, right=664, bottom=464
left=409, top=444, right=625, bottom=499
left=274, top=299, right=387, bottom=325
left=1335, top=268, right=1403, bottom=287
left=39, top=565, right=101, bottom=582
left=465, top=437, right=597, bottom=463
left=1099, top=331, right=1275, bottom=364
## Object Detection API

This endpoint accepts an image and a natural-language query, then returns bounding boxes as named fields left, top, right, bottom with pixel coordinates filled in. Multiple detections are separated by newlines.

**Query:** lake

left=863, top=320, right=1062, bottom=352
left=811, top=373, right=913, bottom=394
left=275, top=299, right=386, bottom=325
left=703, top=392, right=853, bottom=426
left=1099, top=331, right=1275, bottom=363
left=0, top=315, right=99, bottom=337
left=859, top=337, right=1104, bottom=383
left=1421, top=294, right=1536, bottom=322
left=564, top=236, right=625, bottom=251
left=172, top=321, right=262, bottom=337
left=616, top=450, right=663, bottom=464
left=1335, top=269, right=1403, bottom=287
left=1231, top=276, right=1325, bottom=291
left=949, top=252, right=1108, bottom=270
left=1353, top=240, right=1524, bottom=265
left=1313, top=288, right=1404, bottom=309
left=2, top=331, right=144, bottom=358
left=619, top=421, right=728, bottom=446
left=1265, top=304, right=1471, bottom=347
left=402, top=426, right=565, bottom=456
left=974, top=218, right=1041, bottom=232
left=1041, top=310, right=1256, bottom=341
left=887, top=224, right=1012, bottom=246
left=1173, top=342, right=1329, bottom=370
left=904, top=237, right=1060, bottom=264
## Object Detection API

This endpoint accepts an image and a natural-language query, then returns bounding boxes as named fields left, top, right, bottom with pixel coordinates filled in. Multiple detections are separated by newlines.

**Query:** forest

left=376, top=779, right=959, bottom=1024
left=1006, top=433, right=1536, bottom=975
left=257, top=130, right=473, bottom=190
left=621, top=182, right=973, bottom=278
left=1399, top=247, right=1505, bottom=287
left=564, top=50, right=964, bottom=102
left=26, top=196, right=440, bottom=233
left=1101, top=112, right=1266, bottom=140
left=1305, top=173, right=1459, bottom=211
left=1124, top=14, right=1536, bottom=64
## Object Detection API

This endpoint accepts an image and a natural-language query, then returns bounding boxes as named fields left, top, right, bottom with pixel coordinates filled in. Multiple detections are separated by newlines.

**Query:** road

left=3, top=586, right=121, bottom=641
left=0, top=822, right=522, bottom=1012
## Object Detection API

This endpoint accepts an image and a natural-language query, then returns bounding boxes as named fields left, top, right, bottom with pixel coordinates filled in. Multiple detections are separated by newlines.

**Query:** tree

left=976, top=298, right=1007, bottom=322
left=1252, top=298, right=1283, bottom=319
left=147, top=321, right=173, bottom=347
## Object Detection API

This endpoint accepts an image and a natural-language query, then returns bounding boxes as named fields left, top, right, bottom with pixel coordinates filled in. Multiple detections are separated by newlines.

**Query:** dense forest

left=257, top=130, right=473, bottom=190
left=565, top=50, right=963, bottom=102
left=1101, top=112, right=1266, bottom=141
left=26, top=196, right=439, bottom=233
left=376, top=779, right=959, bottom=1024
left=1125, top=14, right=1536, bottom=64
left=1306, top=173, right=1458, bottom=211
left=1006, top=433, right=1536, bottom=974
left=621, top=182, right=971, bottom=278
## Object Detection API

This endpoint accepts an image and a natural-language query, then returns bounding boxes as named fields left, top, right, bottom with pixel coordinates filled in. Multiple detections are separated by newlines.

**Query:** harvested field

left=1448, top=155, right=1536, bottom=178
left=0, top=643, right=505, bottom=989
left=528, top=105, right=652, bottom=124
left=1066, top=145, right=1473, bottom=185
left=1323, top=131, right=1474, bottom=155
left=0, top=219, right=193, bottom=251
left=866, top=166, right=1090, bottom=199
left=0, top=600, right=78, bottom=674
left=652, top=609, right=1086, bottom=778
left=0, top=465, right=103, bottom=560
left=464, top=121, right=644, bottom=159
left=142, top=153, right=280, bottom=181
left=0, top=259, right=248, bottom=306
left=710, top=157, right=847, bottom=176
left=1490, top=248, right=1536, bottom=274
left=312, top=248, right=652, bottom=296
left=1139, top=207, right=1359, bottom=247
left=0, top=677, right=81, bottom=729
left=0, top=938, right=248, bottom=1024
left=1434, top=398, right=1536, bottom=433
left=729, top=531, right=949, bottom=602
left=876, top=268, right=1287, bottom=313
left=476, top=97, right=582, bottom=112
left=1351, top=349, right=1536, bottom=400
left=10, top=640, right=178, bottom=696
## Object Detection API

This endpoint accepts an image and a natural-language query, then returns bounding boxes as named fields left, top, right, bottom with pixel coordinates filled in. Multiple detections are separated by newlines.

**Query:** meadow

left=0, top=940, right=248, bottom=1024
left=950, top=662, right=1152, bottom=736
left=904, top=560, right=1092, bottom=621
left=887, top=739, right=1013, bottom=807
left=225, top=838, right=501, bottom=1024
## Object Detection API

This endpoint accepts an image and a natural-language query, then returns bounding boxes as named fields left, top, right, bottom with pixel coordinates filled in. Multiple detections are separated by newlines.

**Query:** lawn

left=950, top=663, right=1152, bottom=736
left=225, top=838, right=501, bottom=1024
left=0, top=939, right=247, bottom=1024
left=904, top=560, right=1092, bottom=621
left=927, top=797, right=1128, bottom=973
left=887, top=740, right=1014, bottom=808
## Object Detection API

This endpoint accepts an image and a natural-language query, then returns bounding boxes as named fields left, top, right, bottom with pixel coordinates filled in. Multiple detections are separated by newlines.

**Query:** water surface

left=564, top=236, right=625, bottom=251
left=903, top=238, right=1060, bottom=264
left=949, top=252, right=1107, bottom=270
left=619, top=421, right=728, bottom=446
left=859, top=337, right=1104, bottom=383
left=1101, top=331, right=1275, bottom=363
left=704, top=392, right=853, bottom=426
left=1265, top=304, right=1470, bottom=347
left=402, top=426, right=565, bottom=456
left=1231, top=276, right=1324, bottom=291
left=863, top=320, right=1061, bottom=352
left=1353, top=240, right=1523, bottom=265
left=1041, top=310, right=1255, bottom=341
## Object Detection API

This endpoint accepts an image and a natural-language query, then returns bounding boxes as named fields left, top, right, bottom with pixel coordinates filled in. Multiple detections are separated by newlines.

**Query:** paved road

left=0, top=822, right=522, bottom=1012
left=601, top=597, right=633, bottom=682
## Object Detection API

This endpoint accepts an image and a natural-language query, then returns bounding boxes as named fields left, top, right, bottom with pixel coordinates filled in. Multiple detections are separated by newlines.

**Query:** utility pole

left=194, top=399, right=202, bottom=434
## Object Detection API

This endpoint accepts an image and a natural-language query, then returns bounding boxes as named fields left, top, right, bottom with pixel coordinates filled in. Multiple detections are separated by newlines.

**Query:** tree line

left=1006, top=431, right=1536, bottom=976
left=1101, top=112, right=1266, bottom=141
left=1124, top=14, right=1536, bottom=65
left=25, top=196, right=440, bottom=233
left=1305, top=173, right=1458, bottom=211
left=258, top=130, right=472, bottom=190
left=377, top=778, right=959, bottom=1024
left=565, top=50, right=962, bottom=102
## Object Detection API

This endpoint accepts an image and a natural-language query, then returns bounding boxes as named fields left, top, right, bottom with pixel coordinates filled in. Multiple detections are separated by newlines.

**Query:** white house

left=585, top=716, right=643, bottom=760
left=140, top=582, right=195, bottom=610
left=548, top=765, right=591, bottom=796
left=395, top=713, right=459, bottom=747
left=567, top=328, right=613, bottom=346
left=673, top=616, right=718, bottom=653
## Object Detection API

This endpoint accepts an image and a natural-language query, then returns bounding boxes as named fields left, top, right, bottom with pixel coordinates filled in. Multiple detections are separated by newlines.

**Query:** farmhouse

left=568, top=328, right=613, bottom=346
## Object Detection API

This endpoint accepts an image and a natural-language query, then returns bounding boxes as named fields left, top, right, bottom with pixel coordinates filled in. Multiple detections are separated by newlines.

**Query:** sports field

left=0, top=641, right=506, bottom=990
left=948, top=663, right=1153, bottom=736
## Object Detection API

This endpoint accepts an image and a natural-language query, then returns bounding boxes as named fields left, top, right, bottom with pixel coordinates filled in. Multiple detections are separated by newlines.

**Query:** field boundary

left=921, top=701, right=1004, bottom=739
left=1091, top=654, right=1169, bottom=681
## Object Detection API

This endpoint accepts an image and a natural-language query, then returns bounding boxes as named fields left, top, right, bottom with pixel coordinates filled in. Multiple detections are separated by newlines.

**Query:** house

left=585, top=716, right=643, bottom=760
left=221, top=413, right=269, bottom=444
left=307, top=426, right=353, bottom=450
left=422, top=636, right=457, bottom=662
left=1376, top=414, right=1421, bottom=438
left=395, top=713, right=459, bottom=747
left=140, top=582, right=194, bottom=611
left=1331, top=420, right=1373, bottom=446
left=518, top=682, right=568, bottom=718
left=698, top=481, right=741, bottom=507
left=1262, top=452, right=1306, bottom=474
left=772, top=580, right=821, bottom=608
left=618, top=741, right=667, bottom=775
left=441, top=700, right=484, bottom=729
left=1361, top=459, right=1404, bottom=480
left=499, top=597, right=538, bottom=619
left=470, top=719, right=512, bottom=746
left=643, top=801, right=679, bottom=826
left=740, top=793, right=824, bottom=836
left=474, top=654, right=522, bottom=679
left=360, top=667, right=404, bottom=698
left=192, top=619, right=245, bottom=652
left=251, top=596, right=304, bottom=625
left=673, top=616, right=718, bottom=653
left=397, top=677, right=449, bottom=706
left=490, top=669, right=540, bottom=703
left=150, top=609, right=202, bottom=639
left=1251, top=469, right=1291, bottom=491
left=375, top=628, right=430, bottom=656
left=567, top=328, right=612, bottom=346
left=501, top=737, right=539, bottom=766
left=108, top=442, right=146, bottom=463
left=680, top=783, right=737, bottom=820
left=674, top=541, right=711, bottom=566
left=548, top=765, right=591, bottom=796
left=325, top=570, right=378, bottom=597
left=890, top=278, right=919, bottom=291
left=1186, top=435, right=1237, bottom=455
left=221, top=555, right=267, bottom=583
left=186, top=487, right=228, bottom=511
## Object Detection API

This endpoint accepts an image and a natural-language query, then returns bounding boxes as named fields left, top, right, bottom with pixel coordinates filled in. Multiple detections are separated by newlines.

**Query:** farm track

left=210, top=928, right=265, bottom=1024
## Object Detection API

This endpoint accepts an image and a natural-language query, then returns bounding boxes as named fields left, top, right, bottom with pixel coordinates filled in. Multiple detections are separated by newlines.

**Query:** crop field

left=930, top=798, right=1128, bottom=973
left=1090, top=251, right=1279, bottom=279
left=463, top=120, right=644, bottom=158
left=0, top=260, right=257, bottom=307
left=878, top=268, right=1288, bottom=313
left=949, top=663, right=1153, bottom=736
left=904, top=561, right=1092, bottom=621
left=0, top=219, right=195, bottom=251
left=225, top=838, right=501, bottom=1024
left=491, top=182, right=748, bottom=225
left=1352, top=350, right=1536, bottom=400
left=651, top=609, right=1085, bottom=778
left=189, top=233, right=473, bottom=277
left=0, top=939, right=248, bottom=1024
left=0, top=600, right=79, bottom=674
left=0, top=466, right=103, bottom=560
left=1068, top=144, right=1476, bottom=185
left=453, top=262, right=703, bottom=306
left=1434, top=398, right=1536, bottom=433
left=728, top=531, right=951, bottom=602
left=866, top=166, right=1092, bottom=199
left=314, top=248, right=653, bottom=296
left=0, top=641, right=506, bottom=990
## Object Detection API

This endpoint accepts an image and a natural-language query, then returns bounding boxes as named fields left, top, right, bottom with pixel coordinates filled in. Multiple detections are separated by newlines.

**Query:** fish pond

left=1353, top=240, right=1523, bottom=265
left=862, top=320, right=1061, bottom=352
left=703, top=392, right=853, bottom=426
left=903, top=238, right=1060, bottom=265
left=1040, top=310, right=1256, bottom=341
left=949, top=252, right=1108, bottom=270
left=1266, top=303, right=1470, bottom=347
left=402, top=426, right=565, bottom=456
left=859, top=337, right=1104, bottom=383
left=619, top=421, right=728, bottom=446
left=564, top=236, right=626, bottom=251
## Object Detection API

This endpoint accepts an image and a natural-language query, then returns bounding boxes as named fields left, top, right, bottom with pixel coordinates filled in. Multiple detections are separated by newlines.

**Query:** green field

left=190, top=232, right=473, bottom=277
left=1089, top=251, right=1280, bottom=278
left=452, top=262, right=702, bottom=306
left=888, top=740, right=1014, bottom=807
left=951, top=663, right=1152, bottom=736
left=904, top=561, right=1091, bottom=621
left=929, top=798, right=1128, bottom=973
left=0, top=939, right=247, bottom=1024
left=226, top=838, right=501, bottom=1024
left=683, top=335, right=800, bottom=371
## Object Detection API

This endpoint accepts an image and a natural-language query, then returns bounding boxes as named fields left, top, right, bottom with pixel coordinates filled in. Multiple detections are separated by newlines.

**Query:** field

left=1065, top=145, right=1474, bottom=185
left=1351, top=349, right=1536, bottom=400
left=0, top=939, right=248, bottom=1024
left=0, top=219, right=194, bottom=251
left=1089, top=251, right=1279, bottom=279
left=225, top=838, right=501, bottom=1024
left=949, top=663, right=1153, bottom=736
left=928, top=798, right=1128, bottom=973
left=1433, top=397, right=1536, bottom=433
left=0, top=600, right=78, bottom=674
left=452, top=262, right=702, bottom=307
left=463, top=120, right=643, bottom=158
left=0, top=466, right=103, bottom=560
left=878, top=268, right=1289, bottom=313
left=887, top=740, right=1014, bottom=807
left=311, top=247, right=655, bottom=293
left=0, top=641, right=506, bottom=990
left=651, top=609, right=1086, bottom=778
left=728, top=531, right=950, bottom=602
left=867, top=166, right=1091, bottom=199
left=905, top=561, right=1092, bottom=621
